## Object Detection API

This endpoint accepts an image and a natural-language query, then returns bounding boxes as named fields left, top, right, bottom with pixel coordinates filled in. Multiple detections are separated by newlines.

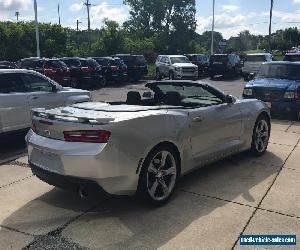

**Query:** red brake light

left=111, top=65, right=119, bottom=71
left=63, top=130, right=111, bottom=143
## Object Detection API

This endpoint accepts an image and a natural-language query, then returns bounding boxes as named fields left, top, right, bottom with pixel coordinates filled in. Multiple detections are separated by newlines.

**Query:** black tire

left=137, top=145, right=180, bottom=206
left=210, top=74, right=214, bottom=80
left=169, top=71, right=174, bottom=80
left=70, top=78, right=79, bottom=88
left=156, top=69, right=162, bottom=80
left=250, top=114, right=270, bottom=156
left=99, top=77, right=107, bottom=87
left=292, top=108, right=300, bottom=121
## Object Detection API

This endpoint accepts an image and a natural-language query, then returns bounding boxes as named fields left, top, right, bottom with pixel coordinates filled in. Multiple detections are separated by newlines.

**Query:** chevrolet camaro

left=26, top=80, right=271, bottom=205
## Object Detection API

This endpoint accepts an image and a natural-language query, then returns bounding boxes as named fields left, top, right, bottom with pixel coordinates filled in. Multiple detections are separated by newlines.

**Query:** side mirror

left=225, top=95, right=235, bottom=104
left=52, top=85, right=58, bottom=92
left=248, top=73, right=255, bottom=81
left=142, top=91, right=153, bottom=98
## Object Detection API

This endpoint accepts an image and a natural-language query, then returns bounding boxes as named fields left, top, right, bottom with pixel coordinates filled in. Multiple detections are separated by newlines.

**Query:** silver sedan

left=26, top=80, right=271, bottom=205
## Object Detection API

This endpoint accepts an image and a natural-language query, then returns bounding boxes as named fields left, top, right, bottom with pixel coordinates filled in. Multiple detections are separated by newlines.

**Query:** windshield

left=246, top=55, right=266, bottom=62
left=257, top=64, right=300, bottom=80
left=62, top=59, right=81, bottom=67
left=155, top=84, right=223, bottom=106
left=170, top=57, right=189, bottom=64
left=46, top=60, right=67, bottom=68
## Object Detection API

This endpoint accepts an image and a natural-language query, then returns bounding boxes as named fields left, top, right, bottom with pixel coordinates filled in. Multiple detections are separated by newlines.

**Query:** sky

left=0, top=0, right=300, bottom=39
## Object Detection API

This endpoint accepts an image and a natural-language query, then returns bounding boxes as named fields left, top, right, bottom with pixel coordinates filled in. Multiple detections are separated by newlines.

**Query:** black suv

left=209, top=54, right=242, bottom=78
left=91, top=57, right=127, bottom=84
left=61, top=57, right=104, bottom=88
left=19, top=58, right=74, bottom=87
left=185, top=54, right=209, bottom=76
left=112, top=54, right=148, bottom=81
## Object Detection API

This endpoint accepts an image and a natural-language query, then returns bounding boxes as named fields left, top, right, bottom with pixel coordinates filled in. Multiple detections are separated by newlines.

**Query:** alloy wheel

left=146, top=151, right=177, bottom=201
left=254, top=119, right=269, bottom=153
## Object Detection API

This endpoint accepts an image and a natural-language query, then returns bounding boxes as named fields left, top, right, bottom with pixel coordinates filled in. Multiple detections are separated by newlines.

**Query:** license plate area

left=30, top=148, right=63, bottom=174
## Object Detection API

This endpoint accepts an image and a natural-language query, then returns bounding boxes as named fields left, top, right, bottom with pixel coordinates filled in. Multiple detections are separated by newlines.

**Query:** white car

left=0, top=69, right=91, bottom=134
left=155, top=55, right=198, bottom=80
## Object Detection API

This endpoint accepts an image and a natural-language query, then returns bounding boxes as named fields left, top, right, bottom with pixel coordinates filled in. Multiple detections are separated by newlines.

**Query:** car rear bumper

left=30, top=162, right=107, bottom=196
left=26, top=130, right=139, bottom=195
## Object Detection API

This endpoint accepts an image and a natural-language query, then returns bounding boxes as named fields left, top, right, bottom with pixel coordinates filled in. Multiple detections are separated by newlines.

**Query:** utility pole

left=84, top=0, right=91, bottom=51
left=76, top=20, right=82, bottom=32
left=268, top=0, right=274, bottom=53
left=211, top=0, right=215, bottom=55
left=76, top=20, right=82, bottom=49
left=15, top=11, right=20, bottom=22
left=34, top=0, right=40, bottom=57
left=58, top=2, right=61, bottom=25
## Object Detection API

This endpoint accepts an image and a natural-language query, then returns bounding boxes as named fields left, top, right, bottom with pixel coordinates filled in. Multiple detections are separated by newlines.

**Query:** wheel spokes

left=162, top=167, right=176, bottom=176
left=159, top=179, right=169, bottom=195
left=148, top=163, right=158, bottom=175
left=150, top=180, right=159, bottom=196
left=160, top=151, right=168, bottom=168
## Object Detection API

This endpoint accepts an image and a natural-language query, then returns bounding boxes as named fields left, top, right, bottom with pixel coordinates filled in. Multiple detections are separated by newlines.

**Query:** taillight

left=63, top=130, right=111, bottom=143
left=81, top=67, right=91, bottom=73
left=111, top=65, right=119, bottom=71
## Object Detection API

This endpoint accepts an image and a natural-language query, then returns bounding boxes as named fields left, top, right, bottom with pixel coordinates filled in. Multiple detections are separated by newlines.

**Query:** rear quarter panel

left=103, top=109, right=190, bottom=174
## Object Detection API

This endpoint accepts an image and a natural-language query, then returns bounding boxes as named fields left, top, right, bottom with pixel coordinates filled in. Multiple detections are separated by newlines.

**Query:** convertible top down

left=26, top=80, right=271, bottom=205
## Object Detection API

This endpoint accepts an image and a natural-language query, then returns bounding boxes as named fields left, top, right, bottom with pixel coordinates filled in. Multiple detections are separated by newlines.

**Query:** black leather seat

left=126, top=91, right=141, bottom=105
left=164, top=91, right=182, bottom=106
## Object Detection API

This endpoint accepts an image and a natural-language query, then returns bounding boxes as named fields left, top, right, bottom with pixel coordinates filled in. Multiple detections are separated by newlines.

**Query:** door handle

left=31, top=96, right=39, bottom=100
left=192, top=116, right=204, bottom=122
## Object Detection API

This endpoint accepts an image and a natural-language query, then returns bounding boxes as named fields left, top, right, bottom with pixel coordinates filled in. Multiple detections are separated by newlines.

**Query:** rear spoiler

left=31, top=108, right=115, bottom=125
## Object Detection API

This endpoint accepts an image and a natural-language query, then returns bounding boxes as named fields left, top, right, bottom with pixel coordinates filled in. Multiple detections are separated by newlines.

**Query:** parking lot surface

left=1, top=77, right=299, bottom=249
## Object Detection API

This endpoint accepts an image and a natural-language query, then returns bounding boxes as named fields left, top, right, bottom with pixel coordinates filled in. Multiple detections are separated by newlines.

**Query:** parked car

left=61, top=57, right=104, bottom=88
left=284, top=51, right=300, bottom=62
left=81, top=58, right=106, bottom=87
left=19, top=58, right=75, bottom=87
left=0, top=69, right=90, bottom=134
left=0, top=61, right=17, bottom=69
left=243, top=61, right=300, bottom=120
left=112, top=54, right=147, bottom=81
left=209, top=54, right=242, bottom=79
left=26, top=80, right=270, bottom=205
left=155, top=55, right=198, bottom=80
left=185, top=54, right=209, bottom=76
left=91, top=57, right=127, bottom=83
left=242, top=53, right=272, bottom=81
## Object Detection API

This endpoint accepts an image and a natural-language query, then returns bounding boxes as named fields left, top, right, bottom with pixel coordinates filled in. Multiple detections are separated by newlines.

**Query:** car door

left=0, top=73, right=31, bottom=133
left=20, top=73, right=65, bottom=111
left=187, top=89, right=243, bottom=168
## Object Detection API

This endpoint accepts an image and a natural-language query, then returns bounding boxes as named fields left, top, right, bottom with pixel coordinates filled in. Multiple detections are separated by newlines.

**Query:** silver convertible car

left=26, top=80, right=271, bottom=205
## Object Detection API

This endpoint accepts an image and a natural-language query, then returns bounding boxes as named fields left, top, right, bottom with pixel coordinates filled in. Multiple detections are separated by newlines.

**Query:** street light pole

left=268, top=0, right=274, bottom=53
left=34, top=0, right=40, bottom=57
left=211, top=0, right=215, bottom=55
